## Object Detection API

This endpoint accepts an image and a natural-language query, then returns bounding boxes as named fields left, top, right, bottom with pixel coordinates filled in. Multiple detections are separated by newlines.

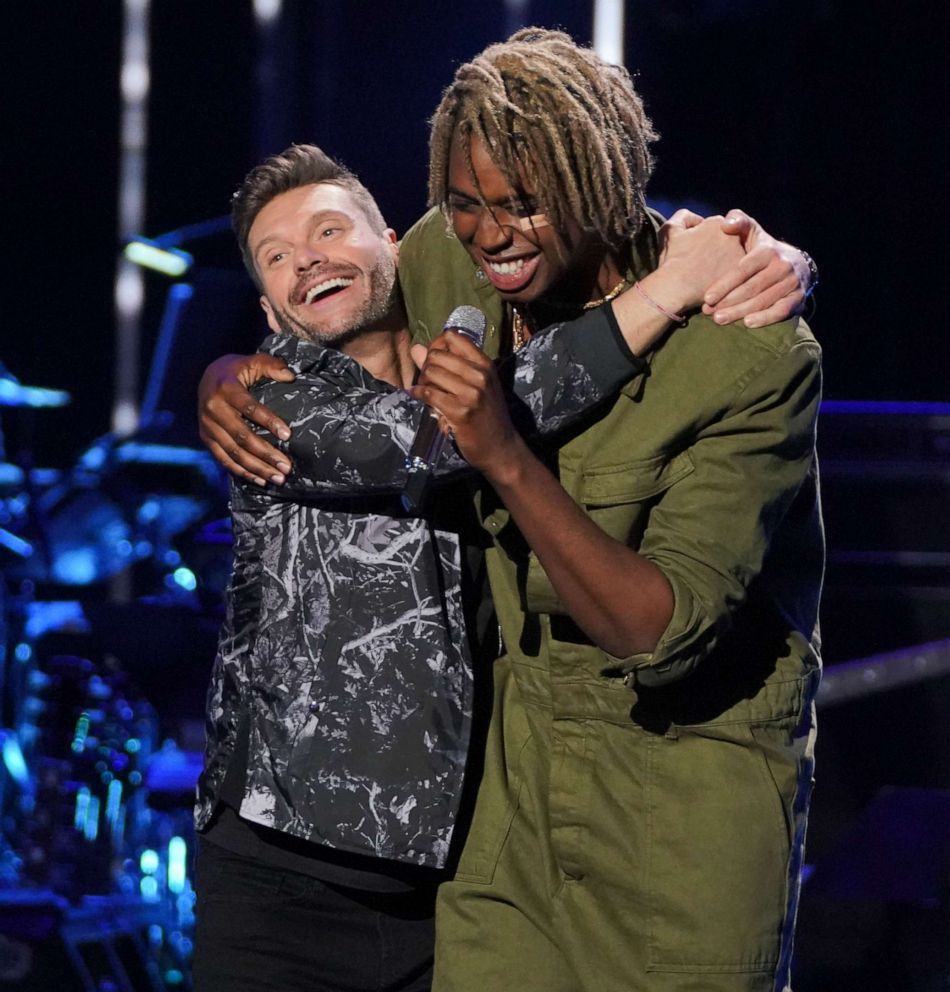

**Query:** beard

left=269, top=246, right=398, bottom=348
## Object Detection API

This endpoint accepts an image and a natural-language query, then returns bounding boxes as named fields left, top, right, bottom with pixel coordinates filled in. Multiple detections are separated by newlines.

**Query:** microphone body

left=401, top=306, right=486, bottom=513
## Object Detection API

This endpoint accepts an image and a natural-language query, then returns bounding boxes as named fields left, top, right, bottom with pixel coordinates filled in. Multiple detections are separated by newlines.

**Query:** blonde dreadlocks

left=428, top=28, right=658, bottom=250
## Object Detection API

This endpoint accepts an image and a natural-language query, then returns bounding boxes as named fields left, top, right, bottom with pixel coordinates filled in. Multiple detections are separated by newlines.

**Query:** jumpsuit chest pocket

left=570, top=449, right=693, bottom=542
left=525, top=451, right=694, bottom=616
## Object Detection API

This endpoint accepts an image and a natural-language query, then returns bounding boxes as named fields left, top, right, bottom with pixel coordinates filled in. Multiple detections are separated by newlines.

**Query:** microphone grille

left=444, top=305, right=486, bottom=348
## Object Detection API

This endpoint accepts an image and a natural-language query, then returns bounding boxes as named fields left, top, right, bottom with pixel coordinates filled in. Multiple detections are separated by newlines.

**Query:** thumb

left=240, top=355, right=295, bottom=386
left=410, top=343, right=429, bottom=371
left=721, top=209, right=759, bottom=250
left=666, top=208, right=705, bottom=230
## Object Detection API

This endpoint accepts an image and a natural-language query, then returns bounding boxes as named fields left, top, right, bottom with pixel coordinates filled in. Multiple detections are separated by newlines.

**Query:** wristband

left=800, top=250, right=819, bottom=298
left=634, top=281, right=688, bottom=328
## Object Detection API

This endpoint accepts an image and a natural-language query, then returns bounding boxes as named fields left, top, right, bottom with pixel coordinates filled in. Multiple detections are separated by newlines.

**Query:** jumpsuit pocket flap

left=579, top=450, right=693, bottom=507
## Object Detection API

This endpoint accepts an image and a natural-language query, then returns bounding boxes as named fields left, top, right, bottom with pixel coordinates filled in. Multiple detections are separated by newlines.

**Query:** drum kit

left=1, top=360, right=228, bottom=984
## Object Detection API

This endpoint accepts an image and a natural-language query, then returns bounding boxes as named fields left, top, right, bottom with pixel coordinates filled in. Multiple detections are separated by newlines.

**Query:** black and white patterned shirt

left=195, top=307, right=642, bottom=868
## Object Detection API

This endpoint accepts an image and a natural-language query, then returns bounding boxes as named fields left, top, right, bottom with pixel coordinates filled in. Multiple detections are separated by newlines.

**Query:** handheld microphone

left=401, top=305, right=486, bottom=513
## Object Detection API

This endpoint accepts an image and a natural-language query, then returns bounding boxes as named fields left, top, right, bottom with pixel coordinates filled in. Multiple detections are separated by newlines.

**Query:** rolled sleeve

left=615, top=338, right=823, bottom=688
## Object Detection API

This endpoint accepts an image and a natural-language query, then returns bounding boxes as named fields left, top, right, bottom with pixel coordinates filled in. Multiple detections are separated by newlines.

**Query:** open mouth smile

left=480, top=252, right=541, bottom=293
left=300, top=275, right=356, bottom=306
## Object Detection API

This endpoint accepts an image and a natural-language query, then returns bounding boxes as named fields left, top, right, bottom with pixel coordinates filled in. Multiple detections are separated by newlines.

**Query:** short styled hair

left=428, top=28, right=658, bottom=250
left=231, top=143, right=388, bottom=287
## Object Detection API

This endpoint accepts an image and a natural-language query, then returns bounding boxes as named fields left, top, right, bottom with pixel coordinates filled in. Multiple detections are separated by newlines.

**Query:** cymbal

left=0, top=376, right=70, bottom=409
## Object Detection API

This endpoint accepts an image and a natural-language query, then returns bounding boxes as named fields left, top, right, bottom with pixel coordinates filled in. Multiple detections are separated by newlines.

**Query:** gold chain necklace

left=509, top=277, right=628, bottom=352
left=581, top=277, right=629, bottom=310
left=511, top=307, right=530, bottom=352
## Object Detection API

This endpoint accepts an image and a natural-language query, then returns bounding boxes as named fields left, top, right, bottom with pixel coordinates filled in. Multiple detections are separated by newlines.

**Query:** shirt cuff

left=555, top=305, right=650, bottom=393
left=609, top=578, right=710, bottom=689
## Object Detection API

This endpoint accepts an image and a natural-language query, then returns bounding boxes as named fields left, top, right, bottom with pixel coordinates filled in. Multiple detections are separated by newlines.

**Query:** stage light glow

left=167, top=836, right=187, bottom=894
left=54, top=549, right=98, bottom=586
left=1, top=733, right=30, bottom=787
left=72, top=714, right=91, bottom=754
left=121, top=61, right=150, bottom=101
left=74, top=786, right=91, bottom=832
left=254, top=0, right=282, bottom=23
left=115, top=266, right=144, bottom=315
left=173, top=567, right=197, bottom=591
left=106, top=779, right=124, bottom=831
left=84, top=796, right=100, bottom=842
left=123, top=239, right=193, bottom=277
left=117, top=442, right=213, bottom=467
left=113, top=399, right=139, bottom=437
left=25, top=601, right=86, bottom=640
left=593, top=0, right=625, bottom=65
left=140, top=848, right=160, bottom=874
left=138, top=499, right=160, bottom=522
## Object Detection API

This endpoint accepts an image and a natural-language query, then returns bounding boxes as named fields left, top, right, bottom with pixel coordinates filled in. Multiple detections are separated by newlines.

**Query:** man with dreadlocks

left=394, top=29, right=822, bottom=992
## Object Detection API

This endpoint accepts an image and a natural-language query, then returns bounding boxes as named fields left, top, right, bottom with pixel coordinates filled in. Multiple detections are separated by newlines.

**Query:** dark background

left=2, top=1, right=948, bottom=987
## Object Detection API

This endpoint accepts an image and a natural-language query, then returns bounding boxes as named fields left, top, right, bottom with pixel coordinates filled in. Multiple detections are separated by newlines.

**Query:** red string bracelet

left=634, top=281, right=688, bottom=327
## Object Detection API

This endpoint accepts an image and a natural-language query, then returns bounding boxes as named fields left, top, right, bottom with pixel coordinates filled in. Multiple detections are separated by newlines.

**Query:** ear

left=385, top=228, right=400, bottom=266
left=260, top=295, right=281, bottom=334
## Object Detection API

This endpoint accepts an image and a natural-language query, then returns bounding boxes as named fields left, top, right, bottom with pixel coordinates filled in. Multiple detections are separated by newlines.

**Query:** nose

left=474, top=208, right=514, bottom=252
left=294, top=242, right=329, bottom=272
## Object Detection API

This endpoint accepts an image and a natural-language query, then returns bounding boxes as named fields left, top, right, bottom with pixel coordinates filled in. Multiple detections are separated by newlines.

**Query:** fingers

left=234, top=389, right=291, bottom=441
left=413, top=332, right=497, bottom=422
left=230, top=361, right=292, bottom=440
left=703, top=260, right=802, bottom=326
left=664, top=208, right=808, bottom=328
left=427, top=330, right=486, bottom=357
left=247, top=354, right=296, bottom=384
left=658, top=209, right=704, bottom=258
left=196, top=353, right=295, bottom=485
left=723, top=209, right=751, bottom=224
left=739, top=288, right=806, bottom=328
left=416, top=354, right=492, bottom=411
left=204, top=438, right=268, bottom=488
left=704, top=281, right=802, bottom=327
left=721, top=209, right=752, bottom=231
left=664, top=208, right=705, bottom=230
left=417, top=332, right=490, bottom=386
left=200, top=394, right=292, bottom=485
left=711, top=252, right=788, bottom=307
left=720, top=209, right=761, bottom=251
left=199, top=414, right=288, bottom=486
left=703, top=245, right=787, bottom=310
left=700, top=253, right=762, bottom=312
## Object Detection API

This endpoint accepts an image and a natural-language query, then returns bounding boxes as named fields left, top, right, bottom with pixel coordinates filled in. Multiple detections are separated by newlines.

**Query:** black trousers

left=193, top=838, right=437, bottom=992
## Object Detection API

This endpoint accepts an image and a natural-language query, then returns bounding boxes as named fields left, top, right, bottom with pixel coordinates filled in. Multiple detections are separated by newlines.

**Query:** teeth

left=304, top=277, right=354, bottom=304
left=488, top=258, right=526, bottom=276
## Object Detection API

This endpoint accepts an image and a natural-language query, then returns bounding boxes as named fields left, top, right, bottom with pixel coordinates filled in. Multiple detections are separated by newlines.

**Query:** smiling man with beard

left=250, top=182, right=401, bottom=349
left=192, top=142, right=752, bottom=992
